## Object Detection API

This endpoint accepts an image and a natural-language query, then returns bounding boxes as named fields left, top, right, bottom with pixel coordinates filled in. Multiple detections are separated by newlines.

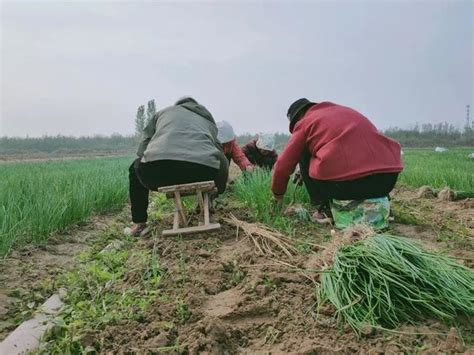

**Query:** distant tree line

left=385, top=122, right=474, bottom=147
left=2, top=120, right=472, bottom=157
left=0, top=134, right=137, bottom=156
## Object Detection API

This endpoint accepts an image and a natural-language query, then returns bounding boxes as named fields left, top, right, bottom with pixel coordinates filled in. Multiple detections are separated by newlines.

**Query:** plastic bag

left=330, top=197, right=390, bottom=230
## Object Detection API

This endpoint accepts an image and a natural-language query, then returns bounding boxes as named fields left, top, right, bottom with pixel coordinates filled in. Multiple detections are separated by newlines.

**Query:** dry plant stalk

left=223, top=213, right=297, bottom=257
left=318, top=224, right=376, bottom=268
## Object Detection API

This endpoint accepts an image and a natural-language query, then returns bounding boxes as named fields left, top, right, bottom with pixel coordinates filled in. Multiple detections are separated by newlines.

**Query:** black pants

left=299, top=149, right=399, bottom=209
left=129, top=157, right=229, bottom=223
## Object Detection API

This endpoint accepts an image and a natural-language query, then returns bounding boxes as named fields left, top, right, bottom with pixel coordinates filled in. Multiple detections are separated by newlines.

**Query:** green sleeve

left=209, top=122, right=224, bottom=153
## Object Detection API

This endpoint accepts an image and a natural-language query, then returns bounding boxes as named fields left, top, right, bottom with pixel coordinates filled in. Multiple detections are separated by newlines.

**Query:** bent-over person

left=272, top=98, right=403, bottom=223
left=242, top=133, right=278, bottom=170
left=216, top=120, right=254, bottom=172
left=128, top=97, right=229, bottom=236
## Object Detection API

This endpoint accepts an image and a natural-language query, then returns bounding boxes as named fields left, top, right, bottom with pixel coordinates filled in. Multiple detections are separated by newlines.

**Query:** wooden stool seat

left=157, top=181, right=221, bottom=236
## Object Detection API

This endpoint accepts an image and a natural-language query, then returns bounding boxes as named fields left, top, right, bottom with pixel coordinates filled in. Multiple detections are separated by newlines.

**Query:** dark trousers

left=299, top=150, right=399, bottom=209
left=129, top=157, right=229, bottom=223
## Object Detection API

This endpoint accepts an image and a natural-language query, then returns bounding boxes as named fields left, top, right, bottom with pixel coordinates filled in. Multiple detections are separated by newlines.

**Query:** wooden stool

left=157, top=181, right=221, bottom=236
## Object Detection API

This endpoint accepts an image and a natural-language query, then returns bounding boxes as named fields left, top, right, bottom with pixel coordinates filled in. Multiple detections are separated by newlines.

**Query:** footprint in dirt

left=203, top=287, right=244, bottom=318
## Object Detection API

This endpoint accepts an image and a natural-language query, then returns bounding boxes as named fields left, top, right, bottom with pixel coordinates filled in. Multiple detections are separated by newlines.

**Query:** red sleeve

left=230, top=139, right=253, bottom=171
left=222, top=142, right=231, bottom=156
left=272, top=124, right=307, bottom=195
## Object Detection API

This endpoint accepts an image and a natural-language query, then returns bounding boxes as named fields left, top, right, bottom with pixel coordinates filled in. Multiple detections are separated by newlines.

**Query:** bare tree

left=146, top=99, right=156, bottom=125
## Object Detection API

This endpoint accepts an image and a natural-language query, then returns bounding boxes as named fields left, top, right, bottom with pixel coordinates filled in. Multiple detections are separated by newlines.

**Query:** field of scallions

left=0, top=156, right=132, bottom=256
left=399, top=148, right=474, bottom=191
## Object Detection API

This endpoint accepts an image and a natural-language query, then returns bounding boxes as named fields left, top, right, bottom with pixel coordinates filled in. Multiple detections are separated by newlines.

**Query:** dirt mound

left=203, top=288, right=245, bottom=318
left=438, top=187, right=456, bottom=201
left=416, top=185, right=435, bottom=198
left=461, top=198, right=474, bottom=209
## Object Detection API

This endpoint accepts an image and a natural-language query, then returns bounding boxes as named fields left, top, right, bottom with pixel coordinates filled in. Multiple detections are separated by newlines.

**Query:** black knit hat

left=175, top=96, right=198, bottom=105
left=287, top=98, right=315, bottom=132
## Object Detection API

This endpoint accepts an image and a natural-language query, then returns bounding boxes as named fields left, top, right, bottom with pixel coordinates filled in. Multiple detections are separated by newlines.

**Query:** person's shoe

left=312, top=211, right=332, bottom=225
left=124, top=223, right=150, bottom=237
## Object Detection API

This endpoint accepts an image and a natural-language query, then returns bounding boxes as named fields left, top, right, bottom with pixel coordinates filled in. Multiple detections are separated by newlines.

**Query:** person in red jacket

left=272, top=98, right=403, bottom=221
left=217, top=121, right=254, bottom=172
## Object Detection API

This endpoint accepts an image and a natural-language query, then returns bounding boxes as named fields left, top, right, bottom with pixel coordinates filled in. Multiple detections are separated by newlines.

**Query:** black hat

left=175, top=96, right=198, bottom=105
left=287, top=98, right=314, bottom=132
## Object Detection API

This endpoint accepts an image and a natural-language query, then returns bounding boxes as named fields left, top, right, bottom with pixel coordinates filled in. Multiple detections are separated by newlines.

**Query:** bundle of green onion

left=320, top=234, right=474, bottom=334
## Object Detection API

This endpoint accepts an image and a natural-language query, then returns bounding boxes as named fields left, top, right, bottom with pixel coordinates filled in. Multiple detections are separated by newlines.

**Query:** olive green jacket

left=137, top=102, right=224, bottom=169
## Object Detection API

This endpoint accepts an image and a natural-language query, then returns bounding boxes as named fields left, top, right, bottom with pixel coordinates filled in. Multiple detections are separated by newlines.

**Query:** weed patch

left=38, top=239, right=165, bottom=353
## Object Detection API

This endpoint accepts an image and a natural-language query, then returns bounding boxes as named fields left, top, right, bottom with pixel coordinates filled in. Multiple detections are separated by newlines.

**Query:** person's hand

left=245, top=165, right=255, bottom=172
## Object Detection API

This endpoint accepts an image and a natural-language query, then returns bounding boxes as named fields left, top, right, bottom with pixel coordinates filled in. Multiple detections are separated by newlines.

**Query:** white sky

left=1, top=0, right=472, bottom=137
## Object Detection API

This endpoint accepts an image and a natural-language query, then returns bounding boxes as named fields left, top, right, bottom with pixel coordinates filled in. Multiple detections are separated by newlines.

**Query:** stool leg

left=197, top=189, right=205, bottom=225
left=173, top=209, right=179, bottom=230
left=203, top=192, right=210, bottom=226
left=174, top=191, right=187, bottom=227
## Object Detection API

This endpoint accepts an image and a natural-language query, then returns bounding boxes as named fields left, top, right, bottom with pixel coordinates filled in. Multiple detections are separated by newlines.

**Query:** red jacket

left=272, top=102, right=403, bottom=196
left=223, top=138, right=253, bottom=171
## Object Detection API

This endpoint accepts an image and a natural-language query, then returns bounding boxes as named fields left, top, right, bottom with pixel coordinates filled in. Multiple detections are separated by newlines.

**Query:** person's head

left=216, top=121, right=236, bottom=143
left=287, top=98, right=316, bottom=133
left=256, top=133, right=275, bottom=154
left=175, top=96, right=198, bottom=105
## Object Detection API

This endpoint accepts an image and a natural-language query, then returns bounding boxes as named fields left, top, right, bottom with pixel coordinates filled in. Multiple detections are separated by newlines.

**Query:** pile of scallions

left=319, top=234, right=474, bottom=334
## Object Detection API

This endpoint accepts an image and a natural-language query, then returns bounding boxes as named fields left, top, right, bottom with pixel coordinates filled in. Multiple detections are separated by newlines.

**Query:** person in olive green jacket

left=128, top=97, right=229, bottom=236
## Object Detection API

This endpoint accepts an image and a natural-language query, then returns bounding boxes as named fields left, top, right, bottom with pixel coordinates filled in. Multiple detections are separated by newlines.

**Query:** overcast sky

left=1, top=0, right=472, bottom=137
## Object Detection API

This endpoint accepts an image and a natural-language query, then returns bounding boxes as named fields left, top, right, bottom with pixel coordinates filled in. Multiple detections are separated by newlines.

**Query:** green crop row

left=399, top=148, right=474, bottom=192
left=1, top=148, right=472, bottom=257
left=0, top=157, right=132, bottom=257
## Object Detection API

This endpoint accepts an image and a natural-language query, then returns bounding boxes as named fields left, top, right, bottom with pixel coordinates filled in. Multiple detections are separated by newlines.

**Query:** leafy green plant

left=231, top=268, right=246, bottom=285
left=262, top=272, right=276, bottom=290
left=39, top=245, right=165, bottom=353
left=175, top=298, right=191, bottom=323
left=223, top=259, right=246, bottom=286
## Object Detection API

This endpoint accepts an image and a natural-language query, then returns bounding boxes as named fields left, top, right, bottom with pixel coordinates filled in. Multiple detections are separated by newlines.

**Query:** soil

left=0, top=184, right=472, bottom=353
left=392, top=185, right=474, bottom=239
left=0, top=214, right=114, bottom=340
left=97, top=216, right=471, bottom=354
